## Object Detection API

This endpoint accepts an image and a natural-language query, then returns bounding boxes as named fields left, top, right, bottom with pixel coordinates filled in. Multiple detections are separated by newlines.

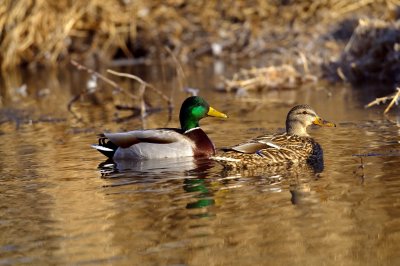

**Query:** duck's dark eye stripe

left=297, top=110, right=317, bottom=116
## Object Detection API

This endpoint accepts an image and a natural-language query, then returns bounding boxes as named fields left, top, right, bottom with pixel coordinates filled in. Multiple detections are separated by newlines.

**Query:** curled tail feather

left=92, top=135, right=118, bottom=158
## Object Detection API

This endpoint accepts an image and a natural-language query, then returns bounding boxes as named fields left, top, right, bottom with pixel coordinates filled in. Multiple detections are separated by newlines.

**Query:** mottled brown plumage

left=213, top=105, right=335, bottom=169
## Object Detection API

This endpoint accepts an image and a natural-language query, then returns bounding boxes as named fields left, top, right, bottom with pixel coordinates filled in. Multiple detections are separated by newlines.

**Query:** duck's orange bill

left=313, top=116, right=336, bottom=127
left=207, top=106, right=228, bottom=119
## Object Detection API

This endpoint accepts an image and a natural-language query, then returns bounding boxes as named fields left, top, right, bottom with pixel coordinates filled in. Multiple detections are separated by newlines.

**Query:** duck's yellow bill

left=207, top=106, right=228, bottom=118
left=313, top=116, right=336, bottom=127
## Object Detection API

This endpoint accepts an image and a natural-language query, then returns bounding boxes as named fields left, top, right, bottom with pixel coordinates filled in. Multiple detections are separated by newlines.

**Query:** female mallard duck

left=212, top=104, right=336, bottom=169
left=92, top=96, right=227, bottom=160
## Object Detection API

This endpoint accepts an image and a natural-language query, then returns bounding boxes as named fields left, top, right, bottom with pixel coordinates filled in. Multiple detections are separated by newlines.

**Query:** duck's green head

left=179, top=96, right=227, bottom=132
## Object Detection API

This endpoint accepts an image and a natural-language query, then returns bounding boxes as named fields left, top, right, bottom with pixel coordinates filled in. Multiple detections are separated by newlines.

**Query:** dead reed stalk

left=365, top=87, right=400, bottom=114
left=69, top=60, right=171, bottom=122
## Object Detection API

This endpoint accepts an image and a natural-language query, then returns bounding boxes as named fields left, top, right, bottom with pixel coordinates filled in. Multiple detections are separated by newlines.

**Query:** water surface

left=0, top=64, right=400, bottom=265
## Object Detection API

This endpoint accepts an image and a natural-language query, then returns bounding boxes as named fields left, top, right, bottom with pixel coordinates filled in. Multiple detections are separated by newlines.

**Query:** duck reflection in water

left=98, top=157, right=217, bottom=211
left=98, top=155, right=324, bottom=210
left=217, top=160, right=324, bottom=206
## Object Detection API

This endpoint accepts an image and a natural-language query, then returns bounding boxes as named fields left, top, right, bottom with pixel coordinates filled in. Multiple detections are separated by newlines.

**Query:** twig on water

left=365, top=87, right=400, bottom=114
left=353, top=156, right=365, bottom=183
left=107, top=69, right=173, bottom=124
left=69, top=60, right=140, bottom=120
left=70, top=60, right=172, bottom=124
left=107, top=69, right=171, bottom=103
left=67, top=93, right=83, bottom=120
left=70, top=60, right=138, bottom=100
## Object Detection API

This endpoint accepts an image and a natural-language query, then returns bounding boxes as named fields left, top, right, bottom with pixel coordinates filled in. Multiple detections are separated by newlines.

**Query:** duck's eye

left=302, top=111, right=308, bottom=115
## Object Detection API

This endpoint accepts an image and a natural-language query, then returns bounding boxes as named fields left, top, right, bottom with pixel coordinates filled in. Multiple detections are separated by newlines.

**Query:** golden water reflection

left=0, top=66, right=400, bottom=265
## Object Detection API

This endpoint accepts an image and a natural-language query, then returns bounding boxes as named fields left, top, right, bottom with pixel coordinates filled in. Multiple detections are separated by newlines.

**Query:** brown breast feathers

left=184, top=128, right=215, bottom=157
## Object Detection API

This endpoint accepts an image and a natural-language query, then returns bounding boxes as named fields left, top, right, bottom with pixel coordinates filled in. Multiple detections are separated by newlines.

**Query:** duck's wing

left=255, top=138, right=316, bottom=163
left=221, top=133, right=283, bottom=154
left=222, top=141, right=277, bottom=153
left=103, top=129, right=186, bottom=148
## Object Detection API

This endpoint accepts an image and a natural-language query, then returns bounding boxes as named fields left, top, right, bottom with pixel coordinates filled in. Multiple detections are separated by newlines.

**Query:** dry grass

left=1, top=0, right=398, bottom=70
left=0, top=0, right=136, bottom=69
left=219, top=64, right=317, bottom=93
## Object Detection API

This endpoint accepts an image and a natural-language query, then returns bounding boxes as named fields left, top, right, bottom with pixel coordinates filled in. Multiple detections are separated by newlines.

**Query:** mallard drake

left=212, top=104, right=336, bottom=169
left=92, top=96, right=227, bottom=160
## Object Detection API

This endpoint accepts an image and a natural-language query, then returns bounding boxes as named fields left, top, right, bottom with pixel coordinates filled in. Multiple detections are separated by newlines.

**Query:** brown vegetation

left=219, top=64, right=317, bottom=92
left=0, top=0, right=134, bottom=69
left=3, top=0, right=400, bottom=112
left=1, top=0, right=397, bottom=71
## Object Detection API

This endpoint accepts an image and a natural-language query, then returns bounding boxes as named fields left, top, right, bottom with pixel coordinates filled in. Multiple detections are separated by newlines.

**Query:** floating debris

left=15, top=84, right=28, bottom=97
left=0, top=108, right=66, bottom=130
left=219, top=65, right=318, bottom=93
